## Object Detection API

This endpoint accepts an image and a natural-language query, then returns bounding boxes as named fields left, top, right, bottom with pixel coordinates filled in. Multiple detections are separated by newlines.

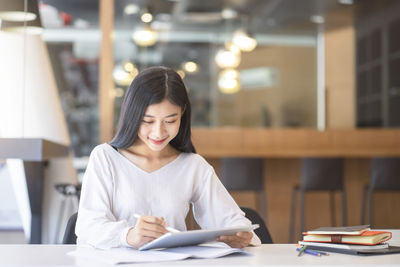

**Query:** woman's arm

left=192, top=166, right=261, bottom=247
left=75, top=147, right=132, bottom=249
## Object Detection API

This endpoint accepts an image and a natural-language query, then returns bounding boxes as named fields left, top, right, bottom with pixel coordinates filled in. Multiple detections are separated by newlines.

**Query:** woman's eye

left=142, top=120, right=153, bottom=124
left=165, top=120, right=176, bottom=124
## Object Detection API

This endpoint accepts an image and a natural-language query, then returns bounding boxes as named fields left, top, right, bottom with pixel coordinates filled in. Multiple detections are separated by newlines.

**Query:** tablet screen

left=139, top=224, right=259, bottom=250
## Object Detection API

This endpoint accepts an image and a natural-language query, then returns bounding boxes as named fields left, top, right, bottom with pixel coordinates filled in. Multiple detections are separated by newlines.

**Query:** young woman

left=75, top=66, right=261, bottom=249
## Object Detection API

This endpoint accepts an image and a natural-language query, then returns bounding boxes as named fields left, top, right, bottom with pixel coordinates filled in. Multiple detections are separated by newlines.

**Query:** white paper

left=68, top=245, right=251, bottom=265
left=162, top=245, right=251, bottom=258
left=68, top=247, right=189, bottom=265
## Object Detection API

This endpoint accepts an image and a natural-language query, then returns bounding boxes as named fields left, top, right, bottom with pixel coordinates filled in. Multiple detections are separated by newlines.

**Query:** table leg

left=23, top=161, right=46, bottom=244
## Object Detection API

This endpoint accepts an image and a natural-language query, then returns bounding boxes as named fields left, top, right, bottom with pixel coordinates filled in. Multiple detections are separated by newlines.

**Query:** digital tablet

left=139, top=224, right=259, bottom=251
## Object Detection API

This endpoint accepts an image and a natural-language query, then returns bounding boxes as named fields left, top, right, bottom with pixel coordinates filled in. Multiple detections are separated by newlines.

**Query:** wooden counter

left=191, top=128, right=400, bottom=243
left=192, top=128, right=400, bottom=157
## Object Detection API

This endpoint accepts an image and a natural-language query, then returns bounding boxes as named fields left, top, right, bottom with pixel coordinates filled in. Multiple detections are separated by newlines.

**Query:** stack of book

left=298, top=225, right=400, bottom=255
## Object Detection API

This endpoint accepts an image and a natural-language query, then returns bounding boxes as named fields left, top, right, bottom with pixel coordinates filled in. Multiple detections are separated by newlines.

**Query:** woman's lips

left=150, top=138, right=167, bottom=145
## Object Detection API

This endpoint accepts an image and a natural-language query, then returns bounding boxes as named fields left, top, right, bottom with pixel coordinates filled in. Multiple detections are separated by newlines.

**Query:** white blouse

left=75, top=143, right=261, bottom=249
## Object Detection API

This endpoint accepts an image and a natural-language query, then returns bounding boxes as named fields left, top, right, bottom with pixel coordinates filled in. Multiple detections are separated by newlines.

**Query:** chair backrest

left=240, top=206, right=273, bottom=244
left=62, top=212, right=78, bottom=244
left=300, top=158, right=344, bottom=191
left=370, top=158, right=400, bottom=190
left=219, top=157, right=264, bottom=191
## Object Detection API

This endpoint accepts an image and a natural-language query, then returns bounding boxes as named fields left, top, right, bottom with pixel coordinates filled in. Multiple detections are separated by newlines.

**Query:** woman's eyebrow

left=143, top=113, right=178, bottom=118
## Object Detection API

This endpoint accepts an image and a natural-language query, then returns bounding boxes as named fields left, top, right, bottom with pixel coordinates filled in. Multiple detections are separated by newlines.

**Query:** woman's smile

left=149, top=137, right=167, bottom=145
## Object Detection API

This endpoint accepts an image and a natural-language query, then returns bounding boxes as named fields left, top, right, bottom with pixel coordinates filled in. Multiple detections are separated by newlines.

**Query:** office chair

left=62, top=212, right=78, bottom=244
left=361, top=158, right=400, bottom=227
left=54, top=183, right=81, bottom=243
left=240, top=206, right=273, bottom=244
left=289, top=158, right=346, bottom=243
left=219, top=157, right=267, bottom=221
left=63, top=208, right=273, bottom=245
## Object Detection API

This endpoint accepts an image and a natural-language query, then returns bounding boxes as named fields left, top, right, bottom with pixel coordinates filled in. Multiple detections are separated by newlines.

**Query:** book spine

left=331, top=235, right=342, bottom=243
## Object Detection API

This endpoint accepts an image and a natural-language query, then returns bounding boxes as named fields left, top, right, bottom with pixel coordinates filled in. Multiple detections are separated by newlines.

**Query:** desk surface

left=1, top=230, right=399, bottom=266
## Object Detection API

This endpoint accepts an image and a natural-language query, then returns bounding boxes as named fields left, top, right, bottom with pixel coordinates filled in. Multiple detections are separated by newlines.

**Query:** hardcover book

left=304, top=225, right=370, bottom=235
left=303, top=230, right=392, bottom=245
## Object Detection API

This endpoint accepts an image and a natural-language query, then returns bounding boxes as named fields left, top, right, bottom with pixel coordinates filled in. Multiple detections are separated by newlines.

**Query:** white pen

left=133, top=213, right=180, bottom=233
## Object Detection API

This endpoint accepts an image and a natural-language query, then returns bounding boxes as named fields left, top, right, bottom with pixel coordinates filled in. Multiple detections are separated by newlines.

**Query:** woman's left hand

left=216, top=231, right=253, bottom=248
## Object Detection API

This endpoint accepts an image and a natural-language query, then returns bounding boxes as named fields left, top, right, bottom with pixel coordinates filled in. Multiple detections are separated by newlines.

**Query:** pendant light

left=0, top=0, right=42, bottom=35
left=0, top=0, right=38, bottom=22
left=232, top=29, right=257, bottom=52
left=132, top=24, right=157, bottom=47
left=218, top=69, right=240, bottom=94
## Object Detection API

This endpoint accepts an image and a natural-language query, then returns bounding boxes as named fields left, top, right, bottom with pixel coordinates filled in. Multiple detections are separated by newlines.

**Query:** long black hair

left=110, top=66, right=196, bottom=153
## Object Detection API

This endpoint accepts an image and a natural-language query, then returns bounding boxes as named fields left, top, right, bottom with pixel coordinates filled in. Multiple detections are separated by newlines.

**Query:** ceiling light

left=113, top=65, right=134, bottom=86
left=226, top=42, right=241, bottom=55
left=338, top=0, right=353, bottom=5
left=132, top=25, right=157, bottom=46
left=310, top=15, right=324, bottom=24
left=215, top=48, right=241, bottom=68
left=218, top=69, right=240, bottom=94
left=0, top=0, right=39, bottom=22
left=221, top=8, right=237, bottom=19
left=0, top=0, right=43, bottom=34
left=0, top=11, right=36, bottom=22
left=232, top=30, right=257, bottom=52
left=123, top=61, right=135, bottom=72
left=141, top=12, right=153, bottom=23
left=182, top=61, right=198, bottom=73
left=124, top=4, right=139, bottom=15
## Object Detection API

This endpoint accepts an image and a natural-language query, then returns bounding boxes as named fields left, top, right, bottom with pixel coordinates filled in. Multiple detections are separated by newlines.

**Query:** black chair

left=361, top=158, right=400, bottom=227
left=240, top=206, right=273, bottom=244
left=62, top=212, right=78, bottom=244
left=220, top=157, right=267, bottom=221
left=289, top=158, right=346, bottom=242
left=63, top=208, right=273, bottom=245
left=54, top=183, right=81, bottom=243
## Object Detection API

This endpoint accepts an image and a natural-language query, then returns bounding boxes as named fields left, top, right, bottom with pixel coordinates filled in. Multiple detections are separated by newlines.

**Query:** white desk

left=1, top=230, right=399, bottom=266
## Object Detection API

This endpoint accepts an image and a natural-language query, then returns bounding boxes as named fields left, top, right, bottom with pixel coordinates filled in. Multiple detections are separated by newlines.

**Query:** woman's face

left=137, top=98, right=182, bottom=152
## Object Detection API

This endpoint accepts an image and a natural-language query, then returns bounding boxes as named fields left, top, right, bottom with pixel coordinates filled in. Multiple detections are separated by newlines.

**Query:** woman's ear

left=182, top=105, right=186, bottom=115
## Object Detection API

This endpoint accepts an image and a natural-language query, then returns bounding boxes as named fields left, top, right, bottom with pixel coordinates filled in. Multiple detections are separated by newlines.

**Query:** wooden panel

left=192, top=128, right=400, bottom=157
left=99, top=0, right=115, bottom=143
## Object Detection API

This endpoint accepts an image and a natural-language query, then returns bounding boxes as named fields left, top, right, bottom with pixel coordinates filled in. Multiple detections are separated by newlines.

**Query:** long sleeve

left=75, top=147, right=131, bottom=249
left=191, top=167, right=261, bottom=246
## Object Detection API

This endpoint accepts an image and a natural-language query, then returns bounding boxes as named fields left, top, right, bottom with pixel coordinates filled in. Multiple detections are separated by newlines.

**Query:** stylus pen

left=133, top=213, right=180, bottom=233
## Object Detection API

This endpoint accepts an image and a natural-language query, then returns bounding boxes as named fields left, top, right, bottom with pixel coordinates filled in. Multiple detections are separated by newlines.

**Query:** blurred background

left=0, top=0, right=400, bottom=244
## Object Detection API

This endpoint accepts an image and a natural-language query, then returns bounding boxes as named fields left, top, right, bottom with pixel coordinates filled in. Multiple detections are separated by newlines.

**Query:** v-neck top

left=76, top=143, right=261, bottom=249
left=112, top=145, right=183, bottom=175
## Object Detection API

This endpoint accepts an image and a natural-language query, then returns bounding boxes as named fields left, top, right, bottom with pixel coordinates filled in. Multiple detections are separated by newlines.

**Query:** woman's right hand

left=126, top=215, right=168, bottom=249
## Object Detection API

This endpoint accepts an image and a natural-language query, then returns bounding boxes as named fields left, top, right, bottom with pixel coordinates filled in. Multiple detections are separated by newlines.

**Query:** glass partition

left=28, top=0, right=400, bottom=157
left=112, top=0, right=323, bottom=128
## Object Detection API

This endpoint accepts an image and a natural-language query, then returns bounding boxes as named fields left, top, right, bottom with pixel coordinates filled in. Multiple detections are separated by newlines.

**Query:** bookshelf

left=356, top=3, right=400, bottom=127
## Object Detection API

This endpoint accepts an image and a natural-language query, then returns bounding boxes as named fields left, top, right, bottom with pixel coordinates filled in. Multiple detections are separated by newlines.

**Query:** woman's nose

left=153, top=121, right=165, bottom=137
